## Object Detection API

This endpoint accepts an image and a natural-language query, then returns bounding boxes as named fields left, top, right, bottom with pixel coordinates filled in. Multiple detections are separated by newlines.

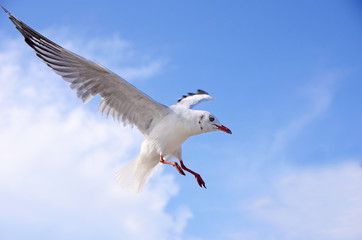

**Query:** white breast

left=144, top=110, right=192, bottom=156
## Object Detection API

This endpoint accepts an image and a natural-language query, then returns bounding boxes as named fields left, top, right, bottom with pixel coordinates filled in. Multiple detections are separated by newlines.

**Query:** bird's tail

left=115, top=155, right=160, bottom=193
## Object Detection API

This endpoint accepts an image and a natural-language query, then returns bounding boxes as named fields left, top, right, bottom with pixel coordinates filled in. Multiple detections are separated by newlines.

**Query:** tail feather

left=116, top=155, right=160, bottom=193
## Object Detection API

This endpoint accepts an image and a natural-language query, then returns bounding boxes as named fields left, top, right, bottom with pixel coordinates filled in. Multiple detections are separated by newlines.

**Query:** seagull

left=2, top=7, right=232, bottom=193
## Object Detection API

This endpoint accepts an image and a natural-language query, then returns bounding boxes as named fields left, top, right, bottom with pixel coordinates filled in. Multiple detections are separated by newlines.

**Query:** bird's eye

left=209, top=116, right=215, bottom=122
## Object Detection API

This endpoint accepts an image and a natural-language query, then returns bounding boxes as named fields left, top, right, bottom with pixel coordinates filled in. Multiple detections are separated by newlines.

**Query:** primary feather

left=3, top=6, right=169, bottom=135
left=176, top=89, right=215, bottom=109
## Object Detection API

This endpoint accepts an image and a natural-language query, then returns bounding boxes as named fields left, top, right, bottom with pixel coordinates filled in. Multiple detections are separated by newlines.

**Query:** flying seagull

left=2, top=7, right=231, bottom=193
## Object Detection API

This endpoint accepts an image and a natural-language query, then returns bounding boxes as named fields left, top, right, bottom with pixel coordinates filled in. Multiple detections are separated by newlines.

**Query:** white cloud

left=270, top=72, right=341, bottom=155
left=0, top=32, right=192, bottom=240
left=120, top=60, right=166, bottom=80
left=244, top=163, right=362, bottom=240
left=228, top=70, right=362, bottom=240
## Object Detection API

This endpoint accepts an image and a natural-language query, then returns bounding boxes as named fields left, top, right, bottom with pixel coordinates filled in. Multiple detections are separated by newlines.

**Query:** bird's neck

left=175, top=108, right=204, bottom=137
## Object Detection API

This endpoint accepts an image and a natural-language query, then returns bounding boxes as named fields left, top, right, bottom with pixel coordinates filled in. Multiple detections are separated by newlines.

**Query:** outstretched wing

left=175, top=89, right=214, bottom=109
left=3, top=7, right=169, bottom=135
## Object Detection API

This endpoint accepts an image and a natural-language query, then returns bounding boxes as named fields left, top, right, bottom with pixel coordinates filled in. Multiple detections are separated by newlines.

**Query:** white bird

left=3, top=7, right=232, bottom=193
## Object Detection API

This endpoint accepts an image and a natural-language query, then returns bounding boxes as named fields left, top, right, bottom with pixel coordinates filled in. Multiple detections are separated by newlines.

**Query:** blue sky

left=1, top=0, right=362, bottom=239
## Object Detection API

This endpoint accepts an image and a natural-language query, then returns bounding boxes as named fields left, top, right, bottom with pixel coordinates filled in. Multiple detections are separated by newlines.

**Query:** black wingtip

left=177, top=89, right=210, bottom=103
left=197, top=89, right=209, bottom=95
left=1, top=5, right=10, bottom=15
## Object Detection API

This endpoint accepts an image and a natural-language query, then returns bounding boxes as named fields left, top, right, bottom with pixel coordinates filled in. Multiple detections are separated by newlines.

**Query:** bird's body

left=117, top=107, right=214, bottom=192
left=148, top=107, right=202, bottom=155
left=3, top=6, right=231, bottom=193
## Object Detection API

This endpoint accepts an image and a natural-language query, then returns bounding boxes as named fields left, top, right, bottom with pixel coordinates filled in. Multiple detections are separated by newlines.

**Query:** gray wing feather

left=4, top=7, right=169, bottom=135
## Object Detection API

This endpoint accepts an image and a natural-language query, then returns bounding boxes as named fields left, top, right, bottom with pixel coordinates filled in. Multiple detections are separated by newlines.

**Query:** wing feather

left=4, top=7, right=169, bottom=134
left=175, top=89, right=214, bottom=109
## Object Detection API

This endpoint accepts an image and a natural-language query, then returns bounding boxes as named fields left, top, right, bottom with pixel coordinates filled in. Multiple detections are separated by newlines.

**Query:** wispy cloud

left=270, top=71, right=342, bottom=156
left=120, top=60, right=167, bottom=80
left=243, top=162, right=362, bottom=240
left=225, top=70, right=361, bottom=240
left=0, top=32, right=191, bottom=240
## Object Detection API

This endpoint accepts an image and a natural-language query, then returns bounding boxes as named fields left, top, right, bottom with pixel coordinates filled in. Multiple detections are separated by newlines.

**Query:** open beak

left=215, top=124, right=232, bottom=134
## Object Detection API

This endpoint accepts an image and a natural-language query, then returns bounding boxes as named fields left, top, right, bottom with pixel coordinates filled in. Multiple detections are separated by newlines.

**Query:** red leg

left=159, top=155, right=185, bottom=175
left=180, top=160, right=206, bottom=188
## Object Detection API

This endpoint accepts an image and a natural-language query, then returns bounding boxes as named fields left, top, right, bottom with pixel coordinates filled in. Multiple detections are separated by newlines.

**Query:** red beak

left=215, top=124, right=232, bottom=134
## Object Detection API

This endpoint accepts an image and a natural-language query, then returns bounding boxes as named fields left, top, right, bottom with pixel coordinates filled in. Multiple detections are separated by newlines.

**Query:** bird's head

left=197, top=112, right=232, bottom=134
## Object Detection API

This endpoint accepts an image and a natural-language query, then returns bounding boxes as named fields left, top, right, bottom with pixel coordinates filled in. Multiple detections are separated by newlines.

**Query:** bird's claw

left=195, top=174, right=206, bottom=188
